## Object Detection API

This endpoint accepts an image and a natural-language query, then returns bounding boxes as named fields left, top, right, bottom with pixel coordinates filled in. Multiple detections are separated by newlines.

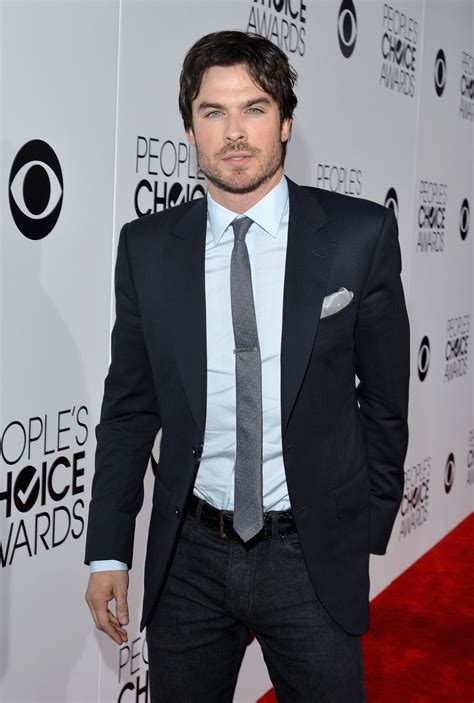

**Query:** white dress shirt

left=194, top=174, right=290, bottom=510
left=90, top=175, right=290, bottom=573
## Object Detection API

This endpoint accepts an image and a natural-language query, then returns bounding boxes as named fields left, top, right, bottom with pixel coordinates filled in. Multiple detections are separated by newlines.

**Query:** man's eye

left=206, top=111, right=222, bottom=118
left=247, top=107, right=263, bottom=114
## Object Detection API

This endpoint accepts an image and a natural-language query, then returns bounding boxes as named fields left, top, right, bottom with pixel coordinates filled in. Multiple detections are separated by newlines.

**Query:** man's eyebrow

left=242, top=97, right=272, bottom=108
left=197, top=101, right=225, bottom=112
left=196, top=97, right=272, bottom=112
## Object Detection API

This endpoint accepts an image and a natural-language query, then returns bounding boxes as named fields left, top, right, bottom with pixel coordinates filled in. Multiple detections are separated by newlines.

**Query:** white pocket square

left=320, top=287, right=354, bottom=319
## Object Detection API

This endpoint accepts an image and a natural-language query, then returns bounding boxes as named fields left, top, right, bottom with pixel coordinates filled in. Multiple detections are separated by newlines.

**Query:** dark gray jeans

left=147, top=504, right=366, bottom=703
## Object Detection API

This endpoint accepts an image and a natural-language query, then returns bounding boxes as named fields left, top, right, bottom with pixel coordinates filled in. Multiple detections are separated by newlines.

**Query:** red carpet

left=258, top=513, right=473, bottom=703
left=363, top=513, right=473, bottom=702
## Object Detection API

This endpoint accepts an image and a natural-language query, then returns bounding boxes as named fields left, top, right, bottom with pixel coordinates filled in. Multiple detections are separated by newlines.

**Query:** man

left=85, top=30, right=409, bottom=702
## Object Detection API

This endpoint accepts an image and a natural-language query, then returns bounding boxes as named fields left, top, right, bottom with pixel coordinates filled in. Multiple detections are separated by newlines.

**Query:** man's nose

left=224, top=113, right=246, bottom=142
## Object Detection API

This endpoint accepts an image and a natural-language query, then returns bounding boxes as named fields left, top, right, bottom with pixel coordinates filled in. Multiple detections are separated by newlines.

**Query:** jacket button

left=192, top=447, right=197, bottom=458
left=175, top=507, right=180, bottom=519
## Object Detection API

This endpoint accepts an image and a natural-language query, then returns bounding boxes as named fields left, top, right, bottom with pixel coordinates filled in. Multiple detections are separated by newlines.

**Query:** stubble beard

left=195, top=141, right=285, bottom=195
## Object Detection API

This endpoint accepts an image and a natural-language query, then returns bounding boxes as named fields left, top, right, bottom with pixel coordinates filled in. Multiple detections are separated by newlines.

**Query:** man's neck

left=207, top=169, right=285, bottom=214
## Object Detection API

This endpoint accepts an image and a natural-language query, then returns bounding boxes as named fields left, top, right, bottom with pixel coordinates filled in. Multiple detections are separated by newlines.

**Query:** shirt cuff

left=90, top=560, right=128, bottom=572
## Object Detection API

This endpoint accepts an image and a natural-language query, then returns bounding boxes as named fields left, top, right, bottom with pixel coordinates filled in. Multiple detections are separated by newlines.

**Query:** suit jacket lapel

left=165, top=197, right=208, bottom=438
left=281, top=178, right=335, bottom=437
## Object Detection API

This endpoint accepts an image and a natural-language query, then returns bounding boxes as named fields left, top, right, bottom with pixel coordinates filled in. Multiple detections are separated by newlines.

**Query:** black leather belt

left=186, top=492, right=297, bottom=541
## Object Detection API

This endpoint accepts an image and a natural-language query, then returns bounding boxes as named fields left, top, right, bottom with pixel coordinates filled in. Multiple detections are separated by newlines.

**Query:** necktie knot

left=231, top=216, right=253, bottom=242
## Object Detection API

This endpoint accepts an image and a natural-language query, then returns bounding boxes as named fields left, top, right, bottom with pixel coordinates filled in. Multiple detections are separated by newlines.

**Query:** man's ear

left=281, top=118, right=292, bottom=144
left=186, top=128, right=196, bottom=146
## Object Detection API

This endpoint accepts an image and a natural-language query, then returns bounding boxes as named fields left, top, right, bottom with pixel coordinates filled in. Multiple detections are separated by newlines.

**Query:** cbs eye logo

left=444, top=452, right=455, bottom=494
left=338, top=0, right=357, bottom=59
left=459, top=199, right=469, bottom=241
left=417, top=335, right=430, bottom=382
left=434, top=49, right=447, bottom=97
left=9, top=139, right=63, bottom=240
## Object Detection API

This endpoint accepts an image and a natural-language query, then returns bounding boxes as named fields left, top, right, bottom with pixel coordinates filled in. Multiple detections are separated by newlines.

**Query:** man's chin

left=204, top=169, right=280, bottom=196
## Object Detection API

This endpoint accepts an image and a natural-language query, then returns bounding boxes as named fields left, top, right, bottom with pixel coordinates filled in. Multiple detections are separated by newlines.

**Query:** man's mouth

left=222, top=154, right=253, bottom=163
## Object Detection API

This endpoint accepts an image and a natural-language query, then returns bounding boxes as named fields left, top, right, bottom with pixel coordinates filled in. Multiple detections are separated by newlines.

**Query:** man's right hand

left=85, top=570, right=130, bottom=645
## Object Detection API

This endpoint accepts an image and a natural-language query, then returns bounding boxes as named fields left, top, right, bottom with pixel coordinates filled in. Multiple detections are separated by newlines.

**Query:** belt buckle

left=218, top=511, right=236, bottom=540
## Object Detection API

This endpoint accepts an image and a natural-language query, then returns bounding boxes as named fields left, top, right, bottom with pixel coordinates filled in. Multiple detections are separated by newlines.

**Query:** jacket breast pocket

left=318, top=296, right=355, bottom=328
left=316, top=300, right=356, bottom=353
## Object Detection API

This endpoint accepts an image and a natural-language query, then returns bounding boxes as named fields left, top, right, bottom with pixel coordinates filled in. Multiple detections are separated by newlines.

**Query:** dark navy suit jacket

left=85, top=177, right=410, bottom=635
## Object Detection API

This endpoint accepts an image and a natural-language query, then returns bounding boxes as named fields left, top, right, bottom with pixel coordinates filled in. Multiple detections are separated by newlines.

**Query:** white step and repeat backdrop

left=1, top=1, right=472, bottom=701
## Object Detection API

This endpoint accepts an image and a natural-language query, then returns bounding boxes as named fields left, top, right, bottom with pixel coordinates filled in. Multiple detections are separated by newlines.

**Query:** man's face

left=186, top=63, right=291, bottom=197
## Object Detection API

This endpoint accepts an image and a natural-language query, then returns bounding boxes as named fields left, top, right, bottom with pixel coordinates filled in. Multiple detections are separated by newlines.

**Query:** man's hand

left=85, top=570, right=130, bottom=644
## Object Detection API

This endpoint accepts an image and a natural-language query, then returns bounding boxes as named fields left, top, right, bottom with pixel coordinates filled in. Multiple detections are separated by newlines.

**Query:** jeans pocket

left=281, top=531, right=302, bottom=552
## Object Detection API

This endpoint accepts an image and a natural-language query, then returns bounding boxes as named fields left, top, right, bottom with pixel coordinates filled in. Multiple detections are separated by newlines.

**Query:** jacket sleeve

left=84, top=222, right=161, bottom=568
left=354, top=207, right=410, bottom=555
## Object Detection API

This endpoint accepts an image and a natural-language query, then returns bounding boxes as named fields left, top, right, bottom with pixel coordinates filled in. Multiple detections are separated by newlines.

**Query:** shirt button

left=175, top=507, right=181, bottom=519
left=192, top=447, right=197, bottom=458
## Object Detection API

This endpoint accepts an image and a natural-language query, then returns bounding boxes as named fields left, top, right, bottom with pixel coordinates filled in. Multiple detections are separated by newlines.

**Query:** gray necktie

left=230, top=216, right=264, bottom=542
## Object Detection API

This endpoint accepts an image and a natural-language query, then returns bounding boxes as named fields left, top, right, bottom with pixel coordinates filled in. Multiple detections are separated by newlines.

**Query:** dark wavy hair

left=179, top=31, right=298, bottom=133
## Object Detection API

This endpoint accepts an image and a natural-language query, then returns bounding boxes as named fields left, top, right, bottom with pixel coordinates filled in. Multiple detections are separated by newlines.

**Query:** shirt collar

left=207, top=175, right=289, bottom=245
